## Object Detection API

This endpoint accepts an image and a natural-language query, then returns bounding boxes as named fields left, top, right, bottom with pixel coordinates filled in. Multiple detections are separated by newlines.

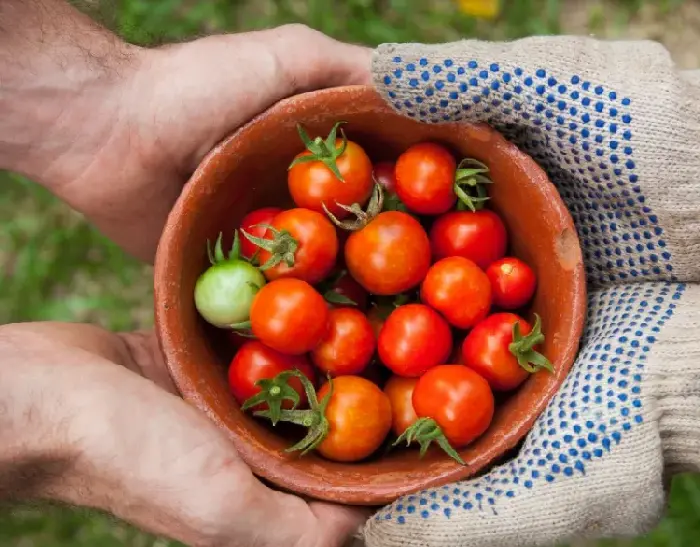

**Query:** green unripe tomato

left=195, top=260, right=266, bottom=328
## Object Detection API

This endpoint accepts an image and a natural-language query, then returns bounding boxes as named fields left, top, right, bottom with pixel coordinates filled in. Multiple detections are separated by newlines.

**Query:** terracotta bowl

left=154, top=85, right=586, bottom=506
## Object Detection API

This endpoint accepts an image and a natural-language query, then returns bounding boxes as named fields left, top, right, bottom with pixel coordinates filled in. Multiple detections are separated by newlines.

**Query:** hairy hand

left=0, top=322, right=366, bottom=547
left=0, top=0, right=371, bottom=260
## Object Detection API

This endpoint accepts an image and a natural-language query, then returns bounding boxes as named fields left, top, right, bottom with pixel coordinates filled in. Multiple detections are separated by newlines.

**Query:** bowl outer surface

left=154, top=85, right=586, bottom=505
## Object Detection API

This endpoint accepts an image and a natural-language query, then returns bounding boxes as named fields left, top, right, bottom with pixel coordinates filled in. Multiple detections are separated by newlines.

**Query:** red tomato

left=384, top=375, right=419, bottom=437
left=395, top=143, right=456, bottom=215
left=255, top=208, right=338, bottom=284
left=378, top=304, right=452, bottom=377
left=250, top=278, right=329, bottom=355
left=324, top=270, right=369, bottom=311
left=421, top=256, right=492, bottom=329
left=373, top=161, right=397, bottom=194
left=412, top=365, right=494, bottom=448
left=429, top=210, right=507, bottom=269
left=311, top=308, right=376, bottom=376
left=486, top=257, right=537, bottom=309
left=289, top=139, right=373, bottom=219
left=239, top=207, right=282, bottom=259
left=461, top=312, right=543, bottom=391
left=345, top=211, right=431, bottom=295
left=228, top=340, right=315, bottom=409
left=317, top=376, right=392, bottom=462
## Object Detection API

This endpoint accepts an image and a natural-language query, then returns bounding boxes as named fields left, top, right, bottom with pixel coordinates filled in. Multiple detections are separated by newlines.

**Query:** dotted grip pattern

left=379, top=56, right=672, bottom=287
left=367, top=47, right=692, bottom=543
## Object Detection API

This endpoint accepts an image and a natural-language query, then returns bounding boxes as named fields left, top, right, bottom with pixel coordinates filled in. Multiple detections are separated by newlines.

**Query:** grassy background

left=1, top=0, right=699, bottom=545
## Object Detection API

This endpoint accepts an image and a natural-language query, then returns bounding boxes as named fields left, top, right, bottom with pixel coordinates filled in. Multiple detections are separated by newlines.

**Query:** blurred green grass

left=1, top=0, right=698, bottom=545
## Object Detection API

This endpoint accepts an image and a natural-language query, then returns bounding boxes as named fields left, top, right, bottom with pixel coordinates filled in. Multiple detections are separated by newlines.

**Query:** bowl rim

left=154, top=84, right=587, bottom=505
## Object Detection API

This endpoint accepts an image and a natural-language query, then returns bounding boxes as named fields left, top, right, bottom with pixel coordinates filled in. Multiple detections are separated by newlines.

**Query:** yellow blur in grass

left=457, top=0, right=500, bottom=19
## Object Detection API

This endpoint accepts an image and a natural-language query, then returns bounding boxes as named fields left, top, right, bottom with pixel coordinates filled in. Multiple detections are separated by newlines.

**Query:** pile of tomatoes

left=194, top=122, right=552, bottom=464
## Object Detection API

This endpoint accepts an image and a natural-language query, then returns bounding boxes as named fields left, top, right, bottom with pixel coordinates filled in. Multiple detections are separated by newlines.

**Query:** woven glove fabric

left=361, top=36, right=700, bottom=547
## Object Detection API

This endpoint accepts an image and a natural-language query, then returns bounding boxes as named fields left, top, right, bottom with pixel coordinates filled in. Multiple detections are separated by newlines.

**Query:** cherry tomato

left=345, top=211, right=431, bottom=295
left=254, top=208, right=338, bottom=285
left=421, top=256, right=492, bottom=329
left=239, top=207, right=282, bottom=259
left=461, top=312, right=546, bottom=391
left=317, top=376, right=392, bottom=462
left=311, top=308, right=376, bottom=376
left=228, top=340, right=315, bottom=409
left=395, top=142, right=456, bottom=215
left=378, top=303, right=452, bottom=377
left=250, top=278, right=329, bottom=355
left=384, top=375, right=419, bottom=437
left=486, top=257, right=537, bottom=309
left=194, top=234, right=266, bottom=328
left=373, top=161, right=397, bottom=194
left=289, top=136, right=373, bottom=220
left=413, top=365, right=494, bottom=448
left=429, top=210, right=507, bottom=269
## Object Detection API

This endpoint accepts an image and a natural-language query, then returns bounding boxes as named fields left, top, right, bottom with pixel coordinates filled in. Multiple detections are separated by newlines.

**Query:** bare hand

left=0, top=322, right=366, bottom=547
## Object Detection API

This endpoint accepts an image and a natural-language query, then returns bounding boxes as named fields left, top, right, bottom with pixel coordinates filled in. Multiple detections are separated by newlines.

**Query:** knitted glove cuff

left=647, top=285, right=700, bottom=474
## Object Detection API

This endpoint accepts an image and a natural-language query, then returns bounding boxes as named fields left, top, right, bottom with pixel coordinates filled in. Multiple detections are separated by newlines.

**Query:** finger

left=310, top=501, right=371, bottom=547
left=117, top=330, right=179, bottom=394
left=260, top=24, right=373, bottom=92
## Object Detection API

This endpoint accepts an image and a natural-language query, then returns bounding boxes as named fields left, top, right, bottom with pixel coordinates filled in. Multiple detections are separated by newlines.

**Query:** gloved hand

left=363, top=36, right=700, bottom=546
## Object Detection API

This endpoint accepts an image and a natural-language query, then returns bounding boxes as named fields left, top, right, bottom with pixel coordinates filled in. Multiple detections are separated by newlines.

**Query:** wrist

left=0, top=1, right=145, bottom=190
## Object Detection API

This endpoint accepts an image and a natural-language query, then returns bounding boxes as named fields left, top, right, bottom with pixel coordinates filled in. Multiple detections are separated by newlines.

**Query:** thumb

left=310, top=501, right=371, bottom=547
left=260, top=24, right=373, bottom=93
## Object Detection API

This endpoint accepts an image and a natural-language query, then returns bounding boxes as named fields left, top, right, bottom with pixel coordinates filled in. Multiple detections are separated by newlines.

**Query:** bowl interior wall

left=155, top=87, right=584, bottom=504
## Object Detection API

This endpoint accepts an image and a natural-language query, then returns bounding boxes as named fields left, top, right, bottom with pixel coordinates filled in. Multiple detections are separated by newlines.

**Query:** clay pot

left=154, top=85, right=586, bottom=505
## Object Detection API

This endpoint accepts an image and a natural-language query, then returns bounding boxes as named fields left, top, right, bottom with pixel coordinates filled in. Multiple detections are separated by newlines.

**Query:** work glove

left=363, top=36, right=700, bottom=547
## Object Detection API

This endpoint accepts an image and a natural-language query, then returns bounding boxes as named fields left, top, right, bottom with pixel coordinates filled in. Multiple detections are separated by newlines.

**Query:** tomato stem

left=241, top=225, right=298, bottom=271
left=206, top=230, right=253, bottom=265
left=288, top=122, right=348, bottom=182
left=323, top=183, right=384, bottom=231
left=241, top=370, right=303, bottom=426
left=254, top=371, right=333, bottom=456
left=373, top=172, right=407, bottom=212
left=393, top=417, right=466, bottom=465
left=508, top=314, right=554, bottom=373
left=454, top=158, right=492, bottom=212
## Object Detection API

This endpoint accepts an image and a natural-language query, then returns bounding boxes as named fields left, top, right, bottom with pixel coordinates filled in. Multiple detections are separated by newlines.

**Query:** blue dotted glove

left=362, top=36, right=700, bottom=547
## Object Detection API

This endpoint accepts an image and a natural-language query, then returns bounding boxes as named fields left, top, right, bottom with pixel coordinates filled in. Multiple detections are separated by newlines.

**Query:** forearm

left=0, top=0, right=139, bottom=187
left=0, top=323, right=79, bottom=501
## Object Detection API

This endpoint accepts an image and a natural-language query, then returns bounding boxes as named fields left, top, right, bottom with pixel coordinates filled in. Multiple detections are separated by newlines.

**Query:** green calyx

left=382, top=191, right=407, bottom=212
left=454, top=158, right=493, bottom=212
left=508, top=314, right=554, bottom=374
left=393, top=417, right=466, bottom=465
left=241, top=224, right=298, bottom=271
left=207, top=230, right=243, bottom=265
left=323, top=182, right=385, bottom=231
left=373, top=172, right=407, bottom=212
left=241, top=370, right=302, bottom=425
left=254, top=370, right=333, bottom=456
left=288, top=121, right=348, bottom=182
left=319, top=270, right=358, bottom=307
